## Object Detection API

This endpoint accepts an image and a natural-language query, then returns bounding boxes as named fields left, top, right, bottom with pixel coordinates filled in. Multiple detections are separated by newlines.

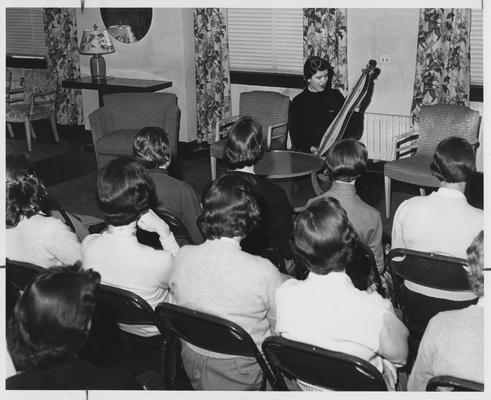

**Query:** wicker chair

left=383, top=104, right=480, bottom=217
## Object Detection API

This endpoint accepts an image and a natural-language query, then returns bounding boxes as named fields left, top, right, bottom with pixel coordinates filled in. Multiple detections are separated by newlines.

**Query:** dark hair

left=303, top=56, right=331, bottom=81
left=224, top=117, right=265, bottom=169
left=326, top=139, right=368, bottom=181
left=466, top=230, right=484, bottom=297
left=430, top=136, right=475, bottom=183
left=7, top=264, right=101, bottom=371
left=6, top=154, right=48, bottom=228
left=198, top=173, right=261, bottom=240
left=132, top=126, right=171, bottom=169
left=96, top=157, right=156, bottom=226
left=293, top=197, right=358, bottom=275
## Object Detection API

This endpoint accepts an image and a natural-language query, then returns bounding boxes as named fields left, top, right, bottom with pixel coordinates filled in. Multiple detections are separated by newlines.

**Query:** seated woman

left=408, top=231, right=484, bottom=390
left=170, top=173, right=287, bottom=390
left=224, top=116, right=294, bottom=267
left=6, top=155, right=82, bottom=267
left=307, top=139, right=388, bottom=292
left=133, top=127, right=203, bottom=244
left=276, top=197, right=408, bottom=390
left=392, top=136, right=482, bottom=300
left=6, top=264, right=140, bottom=390
left=82, top=157, right=179, bottom=336
left=289, top=56, right=345, bottom=153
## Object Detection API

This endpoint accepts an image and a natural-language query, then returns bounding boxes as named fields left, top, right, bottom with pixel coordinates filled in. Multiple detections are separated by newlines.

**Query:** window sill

left=6, top=55, right=48, bottom=69
left=231, top=71, right=304, bottom=89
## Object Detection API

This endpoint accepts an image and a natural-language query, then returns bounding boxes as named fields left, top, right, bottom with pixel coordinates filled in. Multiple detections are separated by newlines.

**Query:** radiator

left=359, top=112, right=413, bottom=161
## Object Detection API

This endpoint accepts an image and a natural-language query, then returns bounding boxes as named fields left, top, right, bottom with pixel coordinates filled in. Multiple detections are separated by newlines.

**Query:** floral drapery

left=303, top=8, right=348, bottom=92
left=44, top=8, right=83, bottom=125
left=411, top=8, right=471, bottom=120
left=194, top=8, right=231, bottom=144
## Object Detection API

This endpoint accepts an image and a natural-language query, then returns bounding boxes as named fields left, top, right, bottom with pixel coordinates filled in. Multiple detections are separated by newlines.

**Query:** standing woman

left=289, top=56, right=345, bottom=153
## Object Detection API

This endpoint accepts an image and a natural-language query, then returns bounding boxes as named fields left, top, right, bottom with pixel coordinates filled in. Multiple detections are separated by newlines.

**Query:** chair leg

left=7, top=123, right=15, bottom=138
left=419, top=188, right=426, bottom=196
left=384, top=176, right=391, bottom=219
left=30, top=123, right=37, bottom=139
left=210, top=156, right=217, bottom=180
left=49, top=111, right=60, bottom=142
left=24, top=119, right=32, bottom=151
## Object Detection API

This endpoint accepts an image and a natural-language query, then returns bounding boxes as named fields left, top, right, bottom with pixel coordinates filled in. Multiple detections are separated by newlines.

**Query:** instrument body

left=317, top=60, right=378, bottom=157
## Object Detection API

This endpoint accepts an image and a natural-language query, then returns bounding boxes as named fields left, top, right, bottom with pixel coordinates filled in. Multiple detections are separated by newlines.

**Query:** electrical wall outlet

left=380, top=54, right=391, bottom=64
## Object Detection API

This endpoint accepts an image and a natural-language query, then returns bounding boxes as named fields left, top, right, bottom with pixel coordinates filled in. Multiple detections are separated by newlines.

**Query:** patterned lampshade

left=108, top=25, right=136, bottom=44
left=79, top=26, right=116, bottom=55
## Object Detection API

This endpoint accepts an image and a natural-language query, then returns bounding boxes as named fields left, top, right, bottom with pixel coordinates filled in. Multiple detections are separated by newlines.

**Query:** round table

left=255, top=150, right=325, bottom=208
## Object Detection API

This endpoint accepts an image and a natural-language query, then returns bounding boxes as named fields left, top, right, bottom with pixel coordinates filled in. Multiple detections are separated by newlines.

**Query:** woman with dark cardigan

left=224, top=116, right=294, bottom=269
left=6, top=265, right=140, bottom=390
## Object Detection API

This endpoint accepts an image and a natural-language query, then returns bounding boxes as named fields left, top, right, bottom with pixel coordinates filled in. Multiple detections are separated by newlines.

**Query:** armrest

left=88, top=107, right=116, bottom=145
left=391, top=129, right=419, bottom=160
left=266, top=121, right=288, bottom=149
left=214, top=115, right=240, bottom=142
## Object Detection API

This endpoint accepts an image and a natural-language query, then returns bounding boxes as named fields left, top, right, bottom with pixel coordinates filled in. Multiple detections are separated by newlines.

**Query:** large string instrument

left=316, top=60, right=378, bottom=157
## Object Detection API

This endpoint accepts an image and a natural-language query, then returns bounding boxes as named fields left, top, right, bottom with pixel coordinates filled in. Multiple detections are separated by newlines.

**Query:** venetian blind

left=470, top=9, right=483, bottom=86
left=6, top=8, right=47, bottom=58
left=228, top=8, right=304, bottom=74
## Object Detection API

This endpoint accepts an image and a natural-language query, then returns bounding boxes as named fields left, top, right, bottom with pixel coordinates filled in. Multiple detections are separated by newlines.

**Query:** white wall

left=76, top=8, right=197, bottom=142
left=347, top=9, right=419, bottom=116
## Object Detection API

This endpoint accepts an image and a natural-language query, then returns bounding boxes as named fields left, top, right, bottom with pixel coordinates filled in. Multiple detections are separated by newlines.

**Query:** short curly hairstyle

left=224, top=116, right=265, bottom=169
left=325, top=139, right=368, bottom=181
left=430, top=136, right=475, bottom=183
left=96, top=157, right=156, bottom=226
left=6, top=154, right=48, bottom=228
left=7, top=264, right=101, bottom=371
left=466, top=230, right=484, bottom=297
left=132, top=126, right=171, bottom=169
left=198, top=173, right=261, bottom=240
left=303, top=56, right=332, bottom=81
left=293, top=197, right=359, bottom=275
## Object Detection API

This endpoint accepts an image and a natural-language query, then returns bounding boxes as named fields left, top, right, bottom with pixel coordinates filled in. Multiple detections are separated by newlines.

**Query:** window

left=6, top=8, right=47, bottom=67
left=228, top=8, right=303, bottom=75
left=470, top=9, right=483, bottom=87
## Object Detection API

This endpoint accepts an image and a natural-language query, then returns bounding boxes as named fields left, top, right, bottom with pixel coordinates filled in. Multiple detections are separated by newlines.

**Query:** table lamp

left=79, top=25, right=115, bottom=82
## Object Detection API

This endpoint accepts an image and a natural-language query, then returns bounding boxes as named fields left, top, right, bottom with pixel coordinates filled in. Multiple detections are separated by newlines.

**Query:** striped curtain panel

left=194, top=8, right=231, bottom=144
left=411, top=8, right=471, bottom=121
left=303, top=8, right=348, bottom=92
left=44, top=8, right=84, bottom=125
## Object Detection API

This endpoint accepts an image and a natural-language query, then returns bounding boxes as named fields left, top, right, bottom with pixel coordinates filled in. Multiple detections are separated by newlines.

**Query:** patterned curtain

left=411, top=8, right=471, bottom=120
left=194, top=8, right=231, bottom=144
left=303, top=8, right=348, bottom=92
left=44, top=8, right=84, bottom=125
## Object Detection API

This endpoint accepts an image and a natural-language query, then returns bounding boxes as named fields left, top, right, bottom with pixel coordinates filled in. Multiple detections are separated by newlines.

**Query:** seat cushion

left=6, top=103, right=52, bottom=122
left=96, top=129, right=138, bottom=156
left=210, top=138, right=227, bottom=159
left=384, top=155, right=440, bottom=187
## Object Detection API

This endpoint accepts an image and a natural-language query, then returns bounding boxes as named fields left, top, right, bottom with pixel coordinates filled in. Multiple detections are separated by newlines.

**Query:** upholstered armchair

left=89, top=93, right=180, bottom=169
left=6, top=68, right=60, bottom=151
left=384, top=104, right=480, bottom=218
left=210, top=90, right=290, bottom=180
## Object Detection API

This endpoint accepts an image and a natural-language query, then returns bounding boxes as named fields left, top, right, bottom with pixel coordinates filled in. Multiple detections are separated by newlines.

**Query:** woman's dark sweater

left=289, top=88, right=345, bottom=153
